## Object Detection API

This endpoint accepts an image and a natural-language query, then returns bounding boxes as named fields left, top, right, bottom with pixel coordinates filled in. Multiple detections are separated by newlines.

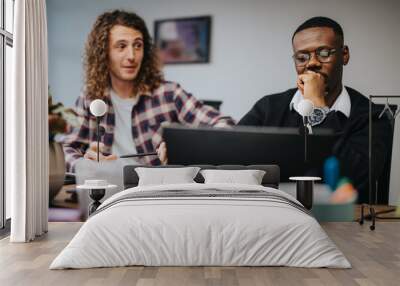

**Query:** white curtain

left=8, top=0, right=49, bottom=242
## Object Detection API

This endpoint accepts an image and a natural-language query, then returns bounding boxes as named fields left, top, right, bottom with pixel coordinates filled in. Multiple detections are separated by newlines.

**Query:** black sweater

left=239, top=87, right=392, bottom=203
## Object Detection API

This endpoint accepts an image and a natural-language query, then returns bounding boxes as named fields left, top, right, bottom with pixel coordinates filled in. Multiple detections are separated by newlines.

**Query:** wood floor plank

left=0, top=222, right=399, bottom=286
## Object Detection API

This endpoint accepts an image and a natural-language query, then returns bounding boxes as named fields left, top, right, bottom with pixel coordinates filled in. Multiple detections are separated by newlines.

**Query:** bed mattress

left=50, top=183, right=350, bottom=269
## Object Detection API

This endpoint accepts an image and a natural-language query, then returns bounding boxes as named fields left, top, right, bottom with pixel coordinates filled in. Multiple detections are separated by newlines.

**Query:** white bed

left=50, top=182, right=350, bottom=269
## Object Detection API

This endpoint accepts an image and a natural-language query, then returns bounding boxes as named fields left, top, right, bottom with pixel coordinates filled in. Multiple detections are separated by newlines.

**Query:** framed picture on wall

left=154, top=16, right=211, bottom=64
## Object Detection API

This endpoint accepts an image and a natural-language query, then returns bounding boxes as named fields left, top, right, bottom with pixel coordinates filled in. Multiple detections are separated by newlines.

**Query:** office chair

left=200, top=100, right=222, bottom=111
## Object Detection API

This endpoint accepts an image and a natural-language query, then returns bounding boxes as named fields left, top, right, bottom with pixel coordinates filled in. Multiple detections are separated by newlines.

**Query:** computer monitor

left=163, top=125, right=338, bottom=182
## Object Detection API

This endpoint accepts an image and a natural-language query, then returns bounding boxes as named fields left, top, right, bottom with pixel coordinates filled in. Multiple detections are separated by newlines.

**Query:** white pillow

left=135, top=167, right=200, bottom=186
left=200, top=169, right=266, bottom=185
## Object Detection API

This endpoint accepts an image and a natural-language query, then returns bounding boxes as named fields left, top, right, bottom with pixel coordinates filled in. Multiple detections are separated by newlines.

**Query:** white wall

left=47, top=0, right=400, bottom=118
left=47, top=0, right=400, bottom=203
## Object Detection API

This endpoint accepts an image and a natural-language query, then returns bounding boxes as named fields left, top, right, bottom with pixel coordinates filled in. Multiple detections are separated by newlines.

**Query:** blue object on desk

left=280, top=182, right=354, bottom=221
left=323, top=156, right=340, bottom=191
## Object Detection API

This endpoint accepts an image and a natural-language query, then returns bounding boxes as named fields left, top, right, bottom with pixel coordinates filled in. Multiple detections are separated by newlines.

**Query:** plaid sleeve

left=173, top=84, right=235, bottom=127
left=62, top=94, right=92, bottom=172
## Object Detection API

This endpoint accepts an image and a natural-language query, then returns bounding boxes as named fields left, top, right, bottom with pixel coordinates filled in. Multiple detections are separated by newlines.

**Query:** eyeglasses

left=292, top=47, right=338, bottom=67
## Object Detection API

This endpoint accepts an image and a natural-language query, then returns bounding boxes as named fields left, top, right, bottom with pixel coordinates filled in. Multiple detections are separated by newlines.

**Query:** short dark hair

left=292, top=16, right=344, bottom=43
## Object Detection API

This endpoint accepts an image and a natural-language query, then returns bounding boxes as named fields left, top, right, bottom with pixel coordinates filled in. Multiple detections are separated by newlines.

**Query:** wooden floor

left=0, top=222, right=399, bottom=286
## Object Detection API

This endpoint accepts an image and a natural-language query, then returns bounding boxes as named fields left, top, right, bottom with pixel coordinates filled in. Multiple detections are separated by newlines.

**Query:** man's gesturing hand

left=84, top=142, right=117, bottom=161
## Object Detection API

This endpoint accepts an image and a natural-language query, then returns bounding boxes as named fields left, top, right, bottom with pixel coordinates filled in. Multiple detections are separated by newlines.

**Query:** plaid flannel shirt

left=63, top=81, right=235, bottom=171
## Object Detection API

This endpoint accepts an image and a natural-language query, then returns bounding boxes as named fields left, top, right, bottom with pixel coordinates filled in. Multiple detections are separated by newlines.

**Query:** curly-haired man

left=63, top=10, right=234, bottom=171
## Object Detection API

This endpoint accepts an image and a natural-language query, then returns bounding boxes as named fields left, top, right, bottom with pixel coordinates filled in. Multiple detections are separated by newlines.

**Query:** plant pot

left=49, top=141, right=66, bottom=203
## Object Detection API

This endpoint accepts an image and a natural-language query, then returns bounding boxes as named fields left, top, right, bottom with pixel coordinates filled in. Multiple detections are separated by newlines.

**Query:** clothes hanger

left=378, top=97, right=394, bottom=119
left=394, top=105, right=400, bottom=119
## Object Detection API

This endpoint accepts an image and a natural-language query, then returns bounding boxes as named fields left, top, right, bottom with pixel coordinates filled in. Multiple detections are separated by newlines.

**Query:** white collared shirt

left=290, top=86, right=351, bottom=118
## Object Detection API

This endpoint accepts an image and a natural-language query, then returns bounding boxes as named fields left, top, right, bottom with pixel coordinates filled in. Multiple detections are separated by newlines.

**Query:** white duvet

left=50, top=183, right=351, bottom=269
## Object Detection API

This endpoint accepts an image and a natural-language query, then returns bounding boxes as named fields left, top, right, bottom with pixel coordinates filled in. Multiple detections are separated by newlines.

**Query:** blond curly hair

left=84, top=10, right=164, bottom=99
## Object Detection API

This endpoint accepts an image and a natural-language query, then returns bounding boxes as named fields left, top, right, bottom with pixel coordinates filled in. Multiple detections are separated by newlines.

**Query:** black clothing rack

left=359, top=95, right=400, bottom=230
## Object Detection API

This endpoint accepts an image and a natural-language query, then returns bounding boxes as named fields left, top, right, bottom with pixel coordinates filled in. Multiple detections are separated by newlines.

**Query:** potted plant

left=48, top=90, right=78, bottom=203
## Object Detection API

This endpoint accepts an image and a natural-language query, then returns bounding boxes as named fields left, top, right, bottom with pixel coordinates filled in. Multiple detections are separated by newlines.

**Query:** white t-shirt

left=110, top=89, right=139, bottom=165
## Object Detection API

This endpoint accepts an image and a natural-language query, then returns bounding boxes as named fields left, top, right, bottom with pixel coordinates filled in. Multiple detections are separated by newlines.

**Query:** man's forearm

left=213, top=116, right=236, bottom=127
